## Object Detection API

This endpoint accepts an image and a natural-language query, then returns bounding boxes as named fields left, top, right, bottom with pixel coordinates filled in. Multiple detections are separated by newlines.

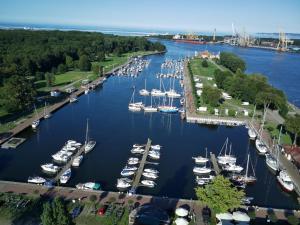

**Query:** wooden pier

left=210, top=152, right=221, bottom=175
left=54, top=145, right=86, bottom=182
left=130, top=138, right=152, bottom=193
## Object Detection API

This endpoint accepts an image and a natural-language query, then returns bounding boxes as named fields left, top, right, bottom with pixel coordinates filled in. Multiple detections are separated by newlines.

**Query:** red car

left=97, top=205, right=108, bottom=216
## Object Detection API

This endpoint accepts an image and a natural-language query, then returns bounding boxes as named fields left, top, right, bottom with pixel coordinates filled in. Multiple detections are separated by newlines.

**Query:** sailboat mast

left=245, top=154, right=249, bottom=178
left=85, top=119, right=89, bottom=146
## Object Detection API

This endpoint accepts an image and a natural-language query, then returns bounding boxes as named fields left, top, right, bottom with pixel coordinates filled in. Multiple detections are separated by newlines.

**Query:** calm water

left=0, top=40, right=300, bottom=209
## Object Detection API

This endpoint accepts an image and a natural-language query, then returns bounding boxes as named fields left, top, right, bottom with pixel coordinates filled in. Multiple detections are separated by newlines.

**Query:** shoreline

left=0, top=50, right=165, bottom=146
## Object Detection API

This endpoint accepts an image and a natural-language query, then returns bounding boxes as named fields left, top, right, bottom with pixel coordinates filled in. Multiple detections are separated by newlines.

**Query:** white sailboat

left=248, top=105, right=256, bottom=139
left=151, top=78, right=165, bottom=96
left=217, top=139, right=236, bottom=165
left=231, top=154, right=256, bottom=184
left=193, top=148, right=209, bottom=164
left=139, top=79, right=150, bottom=96
left=44, top=102, right=51, bottom=119
left=144, top=94, right=157, bottom=112
left=266, top=126, right=281, bottom=172
left=277, top=170, right=294, bottom=192
left=255, top=106, right=268, bottom=155
left=31, top=105, right=40, bottom=129
left=128, top=88, right=144, bottom=111
left=84, top=119, right=96, bottom=153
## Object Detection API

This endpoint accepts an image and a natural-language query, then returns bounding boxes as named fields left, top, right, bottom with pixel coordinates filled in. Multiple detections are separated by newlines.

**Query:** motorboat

left=144, top=168, right=159, bottom=174
left=159, top=105, right=178, bottom=113
left=223, top=164, right=243, bottom=173
left=196, top=178, right=209, bottom=186
left=60, top=168, right=71, bottom=184
left=241, top=197, right=254, bottom=205
left=193, top=156, right=209, bottom=164
left=52, top=152, right=70, bottom=163
left=69, top=96, right=78, bottom=103
left=128, top=157, right=139, bottom=165
left=76, top=182, right=101, bottom=190
left=31, top=120, right=40, bottom=129
left=141, top=180, right=156, bottom=187
left=117, top=179, right=131, bottom=188
left=255, top=139, right=268, bottom=155
left=193, top=167, right=212, bottom=174
left=28, top=176, right=46, bottom=184
left=62, top=145, right=77, bottom=151
left=196, top=175, right=215, bottom=182
left=41, top=163, right=59, bottom=173
left=72, top=155, right=83, bottom=167
left=266, top=153, right=279, bottom=172
left=67, top=140, right=82, bottom=147
left=84, top=88, right=89, bottom=95
left=142, top=172, right=158, bottom=179
left=123, top=166, right=138, bottom=171
left=133, top=144, right=145, bottom=148
left=120, top=169, right=135, bottom=177
left=84, top=119, right=96, bottom=153
left=139, top=89, right=150, bottom=96
left=248, top=129, right=257, bottom=139
left=149, top=150, right=160, bottom=159
left=131, top=147, right=145, bottom=154
left=277, top=170, right=294, bottom=192
left=151, top=145, right=161, bottom=150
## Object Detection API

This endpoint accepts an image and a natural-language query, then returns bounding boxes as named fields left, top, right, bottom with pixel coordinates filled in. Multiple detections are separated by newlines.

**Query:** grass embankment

left=189, top=58, right=257, bottom=117
left=0, top=50, right=156, bottom=134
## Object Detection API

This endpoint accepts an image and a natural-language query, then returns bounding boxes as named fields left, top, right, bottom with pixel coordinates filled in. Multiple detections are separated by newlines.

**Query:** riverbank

left=0, top=180, right=299, bottom=224
left=0, top=50, right=165, bottom=146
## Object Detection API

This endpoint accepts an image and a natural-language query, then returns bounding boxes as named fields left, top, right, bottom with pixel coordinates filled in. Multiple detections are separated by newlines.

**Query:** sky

left=0, top=0, right=300, bottom=33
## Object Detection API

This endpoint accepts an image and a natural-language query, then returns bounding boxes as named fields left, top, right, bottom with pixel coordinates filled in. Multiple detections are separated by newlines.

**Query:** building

left=198, top=50, right=220, bottom=60
left=283, top=145, right=300, bottom=168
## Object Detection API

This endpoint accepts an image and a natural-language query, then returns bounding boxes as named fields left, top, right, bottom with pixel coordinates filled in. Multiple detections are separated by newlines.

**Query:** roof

left=283, top=145, right=300, bottom=164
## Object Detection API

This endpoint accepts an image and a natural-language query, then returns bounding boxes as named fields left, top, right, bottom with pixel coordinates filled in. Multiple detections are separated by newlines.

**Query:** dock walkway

left=210, top=152, right=221, bottom=175
left=54, top=145, right=86, bottom=182
left=131, top=138, right=152, bottom=193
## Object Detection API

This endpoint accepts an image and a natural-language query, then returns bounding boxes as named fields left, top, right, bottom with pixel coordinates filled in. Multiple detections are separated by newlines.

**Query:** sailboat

left=217, top=139, right=237, bottom=165
left=44, top=102, right=51, bottom=119
left=139, top=79, right=150, bottom=96
left=165, top=77, right=181, bottom=98
left=31, top=104, right=40, bottom=129
left=151, top=78, right=165, bottom=96
left=158, top=94, right=178, bottom=113
left=255, top=106, right=268, bottom=155
left=144, top=94, right=157, bottom=112
left=248, top=105, right=257, bottom=139
left=231, top=154, right=256, bottom=184
left=193, top=148, right=211, bottom=174
left=84, top=119, right=96, bottom=153
left=128, top=88, right=144, bottom=111
left=193, top=148, right=209, bottom=164
left=266, top=127, right=281, bottom=172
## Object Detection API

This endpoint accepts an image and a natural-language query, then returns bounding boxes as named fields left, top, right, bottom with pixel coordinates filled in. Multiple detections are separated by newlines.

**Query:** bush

left=287, top=215, right=299, bottom=225
left=228, top=109, right=236, bottom=117
left=248, top=209, right=256, bottom=219
left=202, top=60, right=208, bottom=68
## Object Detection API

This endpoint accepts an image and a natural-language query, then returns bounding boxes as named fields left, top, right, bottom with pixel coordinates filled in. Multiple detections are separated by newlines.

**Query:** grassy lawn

left=265, top=122, right=292, bottom=145
left=189, top=58, right=216, bottom=77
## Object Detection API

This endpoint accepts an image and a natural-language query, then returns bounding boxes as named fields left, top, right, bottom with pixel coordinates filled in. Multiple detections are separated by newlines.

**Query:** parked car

left=97, top=205, right=108, bottom=216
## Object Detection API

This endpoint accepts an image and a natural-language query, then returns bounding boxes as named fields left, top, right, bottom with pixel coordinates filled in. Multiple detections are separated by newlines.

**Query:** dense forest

left=0, top=29, right=166, bottom=84
left=0, top=29, right=165, bottom=113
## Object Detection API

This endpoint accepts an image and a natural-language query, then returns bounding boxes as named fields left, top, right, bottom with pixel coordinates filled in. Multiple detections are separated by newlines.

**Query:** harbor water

left=0, top=39, right=300, bottom=209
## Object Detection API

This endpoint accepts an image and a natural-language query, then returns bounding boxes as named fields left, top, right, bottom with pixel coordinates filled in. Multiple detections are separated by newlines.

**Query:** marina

left=0, top=39, right=300, bottom=210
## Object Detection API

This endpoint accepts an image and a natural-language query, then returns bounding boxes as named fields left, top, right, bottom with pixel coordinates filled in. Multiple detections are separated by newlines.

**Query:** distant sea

left=1, top=22, right=300, bottom=39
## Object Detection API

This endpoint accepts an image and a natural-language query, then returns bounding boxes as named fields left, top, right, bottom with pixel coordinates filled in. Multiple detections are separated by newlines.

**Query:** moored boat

left=193, top=167, right=211, bottom=174
left=28, top=176, right=46, bottom=184
left=72, top=155, right=83, bottom=167
left=41, top=163, right=59, bottom=173
left=60, top=168, right=71, bottom=184
left=277, top=170, right=294, bottom=192
left=76, top=182, right=101, bottom=190
left=141, top=180, right=156, bottom=187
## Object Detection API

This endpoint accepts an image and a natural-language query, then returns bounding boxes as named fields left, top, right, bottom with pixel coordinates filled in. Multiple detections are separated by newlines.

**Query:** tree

left=195, top=175, right=245, bottom=214
left=45, top=72, right=55, bottom=87
left=92, top=64, right=100, bottom=75
left=41, top=202, right=55, bottom=225
left=285, top=114, right=300, bottom=145
left=202, top=60, right=208, bottom=67
left=57, top=64, right=67, bottom=74
left=202, top=86, right=221, bottom=107
left=78, top=55, right=91, bottom=71
left=52, top=198, right=71, bottom=225
left=0, top=75, right=36, bottom=112
left=65, top=55, right=74, bottom=69
left=220, top=52, right=246, bottom=73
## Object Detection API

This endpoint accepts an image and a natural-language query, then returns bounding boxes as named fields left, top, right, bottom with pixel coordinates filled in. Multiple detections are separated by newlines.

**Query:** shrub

left=287, top=215, right=298, bottom=225
left=202, top=60, right=208, bottom=68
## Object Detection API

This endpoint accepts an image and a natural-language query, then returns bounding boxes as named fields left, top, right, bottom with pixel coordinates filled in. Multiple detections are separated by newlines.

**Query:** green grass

left=190, top=58, right=216, bottom=78
left=265, top=122, right=292, bottom=145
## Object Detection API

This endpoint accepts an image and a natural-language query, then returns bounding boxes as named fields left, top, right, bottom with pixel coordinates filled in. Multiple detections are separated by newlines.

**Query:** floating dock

left=1, top=137, right=26, bottom=149
left=54, top=145, right=86, bottom=183
left=130, top=138, right=152, bottom=193
left=210, top=152, right=221, bottom=175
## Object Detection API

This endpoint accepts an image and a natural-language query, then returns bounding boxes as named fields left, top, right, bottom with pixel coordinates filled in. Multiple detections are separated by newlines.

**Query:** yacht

left=193, top=156, right=209, bottom=164
left=120, top=169, right=135, bottom=177
left=60, top=168, right=71, bottom=184
left=217, top=139, right=237, bottom=165
left=277, top=170, right=294, bottom=192
left=128, top=157, right=139, bottom=165
left=141, top=180, right=156, bottom=188
left=131, top=147, right=145, bottom=154
left=151, top=89, right=165, bottom=97
left=84, top=119, right=96, bottom=153
left=67, top=140, right=82, bottom=147
left=193, top=167, right=212, bottom=174
left=117, top=179, right=131, bottom=188
left=62, top=145, right=77, bottom=151
left=76, top=182, right=101, bottom=190
left=133, top=144, right=145, bottom=148
left=248, top=129, right=257, bottom=139
left=142, top=172, right=158, bottom=179
left=28, top=176, right=46, bottom=184
left=166, top=89, right=181, bottom=98
left=72, top=155, right=83, bottom=167
left=255, top=139, right=268, bottom=155
left=223, top=164, right=243, bottom=173
left=52, top=152, right=70, bottom=163
left=144, top=168, right=159, bottom=174
left=123, top=166, right=138, bottom=171
left=41, top=163, right=59, bottom=173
